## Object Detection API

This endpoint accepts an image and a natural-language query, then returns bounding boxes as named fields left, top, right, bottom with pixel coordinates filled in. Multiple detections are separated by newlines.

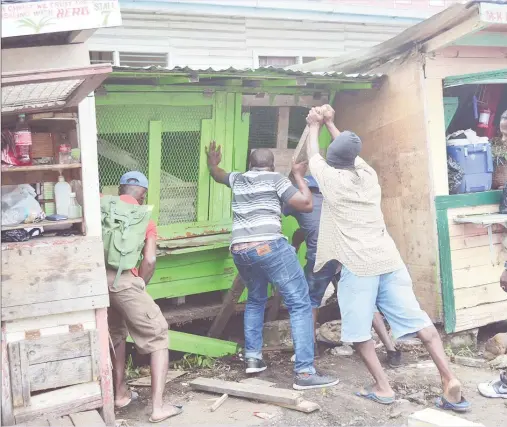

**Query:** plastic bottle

left=67, top=192, right=82, bottom=219
left=54, top=175, right=71, bottom=217
left=14, top=113, right=32, bottom=165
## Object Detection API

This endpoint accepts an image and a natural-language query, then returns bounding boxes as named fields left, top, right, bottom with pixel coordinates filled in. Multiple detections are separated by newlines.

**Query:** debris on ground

left=127, top=370, right=187, bottom=386
left=406, top=390, right=427, bottom=406
left=210, top=393, right=229, bottom=412
left=263, top=320, right=293, bottom=347
left=484, top=333, right=507, bottom=360
left=318, top=320, right=341, bottom=345
left=388, top=399, right=420, bottom=419
left=453, top=356, right=487, bottom=369
left=408, top=408, right=485, bottom=427
left=254, top=412, right=275, bottom=420
left=489, top=354, right=507, bottom=369
left=330, top=345, right=354, bottom=357
left=395, top=338, right=423, bottom=352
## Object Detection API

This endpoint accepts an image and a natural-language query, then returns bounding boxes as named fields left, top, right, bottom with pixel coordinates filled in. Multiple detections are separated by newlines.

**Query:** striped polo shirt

left=227, top=170, right=298, bottom=246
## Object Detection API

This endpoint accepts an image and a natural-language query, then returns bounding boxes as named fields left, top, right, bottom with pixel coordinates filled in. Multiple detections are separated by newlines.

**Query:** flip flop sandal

left=355, top=387, right=395, bottom=405
left=435, top=395, right=470, bottom=413
left=115, top=390, right=139, bottom=409
left=149, top=405, right=183, bottom=423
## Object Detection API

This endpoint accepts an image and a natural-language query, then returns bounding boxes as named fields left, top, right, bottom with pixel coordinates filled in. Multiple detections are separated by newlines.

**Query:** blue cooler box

left=447, top=142, right=493, bottom=194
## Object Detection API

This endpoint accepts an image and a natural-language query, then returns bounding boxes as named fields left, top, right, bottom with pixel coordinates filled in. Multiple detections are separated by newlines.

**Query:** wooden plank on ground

left=128, top=370, right=187, bottom=387
left=29, top=356, right=93, bottom=392
left=13, top=382, right=102, bottom=424
left=69, top=410, right=106, bottom=427
left=275, top=400, right=321, bottom=413
left=189, top=377, right=302, bottom=406
left=24, top=331, right=91, bottom=365
left=46, top=415, right=74, bottom=427
left=207, top=275, right=245, bottom=338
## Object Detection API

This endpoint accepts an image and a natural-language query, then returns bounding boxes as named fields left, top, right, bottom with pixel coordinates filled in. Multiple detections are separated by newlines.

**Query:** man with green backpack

left=101, top=171, right=182, bottom=423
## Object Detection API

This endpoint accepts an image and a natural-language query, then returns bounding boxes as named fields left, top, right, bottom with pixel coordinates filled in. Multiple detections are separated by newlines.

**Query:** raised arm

left=306, top=107, right=323, bottom=159
left=322, top=104, right=340, bottom=140
left=285, top=160, right=313, bottom=213
left=206, top=140, right=229, bottom=185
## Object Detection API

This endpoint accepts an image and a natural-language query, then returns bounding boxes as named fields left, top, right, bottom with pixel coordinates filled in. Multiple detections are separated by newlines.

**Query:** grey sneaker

left=245, top=358, right=267, bottom=374
left=293, top=372, right=339, bottom=390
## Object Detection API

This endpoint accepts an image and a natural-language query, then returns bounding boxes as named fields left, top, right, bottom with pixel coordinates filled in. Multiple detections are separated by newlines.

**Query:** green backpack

left=100, top=195, right=154, bottom=288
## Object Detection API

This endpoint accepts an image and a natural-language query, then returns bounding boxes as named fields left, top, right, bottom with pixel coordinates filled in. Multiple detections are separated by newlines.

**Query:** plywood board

left=29, top=356, right=93, bottom=392
left=454, top=282, right=507, bottom=310
left=2, top=236, right=108, bottom=322
left=451, top=244, right=504, bottom=270
left=13, top=382, right=102, bottom=424
left=24, top=331, right=92, bottom=365
left=452, top=263, right=504, bottom=289
left=455, top=300, right=507, bottom=331
left=450, top=233, right=503, bottom=251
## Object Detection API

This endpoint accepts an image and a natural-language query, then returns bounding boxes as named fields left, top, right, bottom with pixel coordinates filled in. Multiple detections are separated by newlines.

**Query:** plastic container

left=14, top=114, right=32, bottom=165
left=54, top=175, right=71, bottom=216
left=43, top=182, right=56, bottom=215
left=68, top=192, right=82, bottom=219
left=447, top=143, right=493, bottom=194
left=58, top=144, right=72, bottom=164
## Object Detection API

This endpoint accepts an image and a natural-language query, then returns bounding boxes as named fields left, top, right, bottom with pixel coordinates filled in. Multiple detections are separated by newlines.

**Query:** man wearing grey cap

left=305, top=106, right=469, bottom=412
left=104, top=171, right=182, bottom=423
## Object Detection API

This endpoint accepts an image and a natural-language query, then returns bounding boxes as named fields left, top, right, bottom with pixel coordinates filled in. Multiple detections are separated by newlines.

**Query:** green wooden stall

left=94, top=66, right=381, bottom=356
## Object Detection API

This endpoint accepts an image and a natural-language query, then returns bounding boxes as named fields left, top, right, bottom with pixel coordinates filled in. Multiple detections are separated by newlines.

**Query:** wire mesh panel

left=96, top=104, right=212, bottom=225
left=288, top=107, right=310, bottom=149
left=248, top=107, right=278, bottom=149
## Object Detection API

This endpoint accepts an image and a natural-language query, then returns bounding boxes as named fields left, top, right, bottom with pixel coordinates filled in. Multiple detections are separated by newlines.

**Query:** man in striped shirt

left=207, top=141, right=338, bottom=391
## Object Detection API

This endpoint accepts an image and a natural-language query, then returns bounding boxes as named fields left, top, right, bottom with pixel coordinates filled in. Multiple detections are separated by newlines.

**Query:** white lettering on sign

left=1, top=0, right=122, bottom=38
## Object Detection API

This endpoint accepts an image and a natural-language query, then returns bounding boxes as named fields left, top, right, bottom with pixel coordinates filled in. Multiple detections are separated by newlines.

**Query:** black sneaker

left=245, top=358, right=267, bottom=374
left=387, top=350, right=402, bottom=368
left=293, top=372, right=339, bottom=390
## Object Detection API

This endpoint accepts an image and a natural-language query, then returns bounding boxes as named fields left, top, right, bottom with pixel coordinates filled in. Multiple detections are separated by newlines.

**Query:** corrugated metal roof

left=111, top=65, right=382, bottom=81
left=292, top=1, right=491, bottom=73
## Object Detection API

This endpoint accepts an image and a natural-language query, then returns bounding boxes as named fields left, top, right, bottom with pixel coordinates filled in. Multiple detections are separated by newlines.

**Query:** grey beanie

left=326, top=131, right=362, bottom=169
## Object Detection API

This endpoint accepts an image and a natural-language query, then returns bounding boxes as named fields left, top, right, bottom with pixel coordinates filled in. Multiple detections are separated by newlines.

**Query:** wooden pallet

left=17, top=410, right=105, bottom=426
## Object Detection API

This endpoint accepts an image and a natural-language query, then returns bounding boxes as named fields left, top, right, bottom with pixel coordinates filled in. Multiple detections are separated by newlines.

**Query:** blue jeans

left=305, top=258, right=339, bottom=308
left=232, top=238, right=315, bottom=374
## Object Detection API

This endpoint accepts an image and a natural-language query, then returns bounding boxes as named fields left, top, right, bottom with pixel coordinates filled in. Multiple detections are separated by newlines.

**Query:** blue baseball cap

left=119, top=171, right=149, bottom=189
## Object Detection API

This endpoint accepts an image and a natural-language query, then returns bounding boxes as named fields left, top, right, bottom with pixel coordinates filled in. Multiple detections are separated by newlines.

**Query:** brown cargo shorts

left=107, top=270, right=168, bottom=355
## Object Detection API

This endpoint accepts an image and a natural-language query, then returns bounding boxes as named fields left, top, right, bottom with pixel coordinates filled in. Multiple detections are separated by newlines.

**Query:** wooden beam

left=422, top=14, right=485, bottom=53
left=452, top=32, right=507, bottom=48
left=95, top=309, right=115, bottom=426
left=208, top=275, right=245, bottom=338
left=67, top=29, right=97, bottom=44
left=190, top=377, right=302, bottom=406
left=210, top=394, right=228, bottom=412
left=266, top=290, right=283, bottom=322
left=276, top=107, right=290, bottom=149
left=242, top=94, right=328, bottom=108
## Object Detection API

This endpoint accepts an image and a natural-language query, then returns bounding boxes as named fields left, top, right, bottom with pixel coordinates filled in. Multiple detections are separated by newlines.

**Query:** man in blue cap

left=103, top=171, right=182, bottom=423
left=284, top=176, right=401, bottom=366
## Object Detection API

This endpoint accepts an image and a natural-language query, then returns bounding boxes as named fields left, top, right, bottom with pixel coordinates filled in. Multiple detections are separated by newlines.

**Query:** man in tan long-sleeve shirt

left=305, top=106, right=469, bottom=413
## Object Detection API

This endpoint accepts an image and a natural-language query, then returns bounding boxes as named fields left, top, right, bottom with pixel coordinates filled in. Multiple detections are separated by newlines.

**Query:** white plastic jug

left=68, top=192, right=82, bottom=219
left=54, top=175, right=71, bottom=217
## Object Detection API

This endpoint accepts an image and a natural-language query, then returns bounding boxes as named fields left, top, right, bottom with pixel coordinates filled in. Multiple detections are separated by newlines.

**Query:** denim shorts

left=338, top=265, right=432, bottom=343
left=305, top=258, right=339, bottom=308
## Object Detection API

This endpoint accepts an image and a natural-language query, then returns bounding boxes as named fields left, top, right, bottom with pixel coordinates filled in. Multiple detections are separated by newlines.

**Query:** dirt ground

left=117, top=346, right=507, bottom=426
